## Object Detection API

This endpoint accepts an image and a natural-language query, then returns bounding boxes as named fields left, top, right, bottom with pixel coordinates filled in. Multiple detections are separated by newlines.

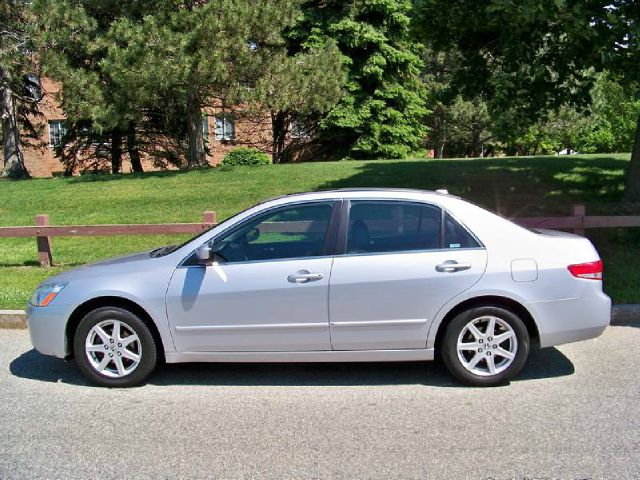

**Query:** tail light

left=567, top=260, right=603, bottom=280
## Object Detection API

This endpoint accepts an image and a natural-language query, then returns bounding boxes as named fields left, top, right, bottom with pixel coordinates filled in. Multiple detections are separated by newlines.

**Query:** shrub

left=221, top=147, right=271, bottom=166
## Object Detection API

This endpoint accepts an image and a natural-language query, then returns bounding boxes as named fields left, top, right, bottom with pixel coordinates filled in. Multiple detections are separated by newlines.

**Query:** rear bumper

left=26, top=304, right=71, bottom=358
left=528, top=290, right=611, bottom=348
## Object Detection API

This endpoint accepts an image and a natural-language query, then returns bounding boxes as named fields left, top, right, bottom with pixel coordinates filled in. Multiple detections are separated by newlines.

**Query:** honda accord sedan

left=27, top=188, right=611, bottom=387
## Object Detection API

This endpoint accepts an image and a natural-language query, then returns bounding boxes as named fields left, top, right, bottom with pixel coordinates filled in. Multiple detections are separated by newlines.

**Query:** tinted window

left=214, top=202, right=333, bottom=263
left=346, top=201, right=441, bottom=254
left=444, top=212, right=480, bottom=249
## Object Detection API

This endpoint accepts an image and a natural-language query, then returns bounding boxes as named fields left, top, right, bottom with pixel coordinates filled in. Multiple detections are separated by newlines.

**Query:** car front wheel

left=441, top=306, right=530, bottom=386
left=74, top=307, right=158, bottom=387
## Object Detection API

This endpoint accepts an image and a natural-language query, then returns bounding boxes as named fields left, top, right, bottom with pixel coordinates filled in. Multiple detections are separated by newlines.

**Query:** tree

left=251, top=41, right=344, bottom=164
left=35, top=0, right=344, bottom=170
left=1, top=0, right=38, bottom=178
left=105, top=0, right=332, bottom=168
left=422, top=50, right=497, bottom=158
left=414, top=1, right=603, bottom=116
left=572, top=72, right=640, bottom=154
left=413, top=0, right=640, bottom=204
left=289, top=0, right=428, bottom=159
left=420, top=49, right=458, bottom=158
left=447, top=96, right=492, bottom=157
left=602, top=1, right=640, bottom=204
left=34, top=0, right=153, bottom=174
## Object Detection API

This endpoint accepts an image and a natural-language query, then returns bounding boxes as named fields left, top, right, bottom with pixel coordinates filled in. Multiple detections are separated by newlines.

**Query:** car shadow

left=9, top=347, right=574, bottom=388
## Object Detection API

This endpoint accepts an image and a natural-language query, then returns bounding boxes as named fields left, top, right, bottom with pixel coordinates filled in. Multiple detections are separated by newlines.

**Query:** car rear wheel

left=441, top=306, right=530, bottom=386
left=74, top=307, right=158, bottom=387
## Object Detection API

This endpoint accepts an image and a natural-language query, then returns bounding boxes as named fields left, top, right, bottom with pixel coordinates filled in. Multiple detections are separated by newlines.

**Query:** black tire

left=441, top=306, right=530, bottom=387
left=74, top=306, right=158, bottom=387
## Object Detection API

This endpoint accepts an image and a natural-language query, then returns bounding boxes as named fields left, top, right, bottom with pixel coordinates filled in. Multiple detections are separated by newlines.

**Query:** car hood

left=42, top=250, right=157, bottom=285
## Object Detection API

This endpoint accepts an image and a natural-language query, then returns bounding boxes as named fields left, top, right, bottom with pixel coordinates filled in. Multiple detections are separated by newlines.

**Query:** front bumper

left=528, top=290, right=611, bottom=348
left=27, top=304, right=72, bottom=358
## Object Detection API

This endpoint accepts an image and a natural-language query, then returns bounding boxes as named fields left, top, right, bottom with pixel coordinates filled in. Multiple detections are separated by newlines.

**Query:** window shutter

left=201, top=115, right=209, bottom=138
left=226, top=118, right=235, bottom=140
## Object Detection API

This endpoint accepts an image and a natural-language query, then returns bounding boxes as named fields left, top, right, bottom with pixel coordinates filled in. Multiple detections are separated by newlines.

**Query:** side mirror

left=195, top=244, right=212, bottom=265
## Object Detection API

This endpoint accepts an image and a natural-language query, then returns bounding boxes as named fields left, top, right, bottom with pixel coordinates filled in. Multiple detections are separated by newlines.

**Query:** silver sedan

left=27, top=189, right=611, bottom=387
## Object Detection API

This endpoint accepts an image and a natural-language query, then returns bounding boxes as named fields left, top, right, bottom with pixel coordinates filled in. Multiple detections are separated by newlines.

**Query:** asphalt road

left=1, top=326, right=639, bottom=480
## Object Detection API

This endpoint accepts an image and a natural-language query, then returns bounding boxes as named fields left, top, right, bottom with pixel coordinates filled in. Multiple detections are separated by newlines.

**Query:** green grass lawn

left=1, top=152, right=638, bottom=308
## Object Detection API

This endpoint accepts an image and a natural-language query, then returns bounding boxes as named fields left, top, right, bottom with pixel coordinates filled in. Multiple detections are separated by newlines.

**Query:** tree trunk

left=271, top=111, right=288, bottom=164
left=111, top=129, right=122, bottom=174
left=1, top=68, right=30, bottom=179
left=471, top=129, right=482, bottom=158
left=622, top=114, right=640, bottom=206
left=127, top=122, right=143, bottom=173
left=436, top=142, right=445, bottom=159
left=186, top=92, right=206, bottom=168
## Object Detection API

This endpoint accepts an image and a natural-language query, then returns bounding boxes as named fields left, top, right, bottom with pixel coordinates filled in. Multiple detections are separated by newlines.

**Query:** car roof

left=262, top=188, right=458, bottom=204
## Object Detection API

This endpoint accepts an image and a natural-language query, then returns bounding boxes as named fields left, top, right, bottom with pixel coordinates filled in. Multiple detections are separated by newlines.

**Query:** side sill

left=164, top=348, right=435, bottom=364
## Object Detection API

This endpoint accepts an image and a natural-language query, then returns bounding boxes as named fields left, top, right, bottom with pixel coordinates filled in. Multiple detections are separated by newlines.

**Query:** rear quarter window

left=444, top=212, right=481, bottom=249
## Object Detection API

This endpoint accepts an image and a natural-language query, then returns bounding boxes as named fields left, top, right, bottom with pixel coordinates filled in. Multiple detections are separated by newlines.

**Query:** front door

left=166, top=201, right=338, bottom=352
left=329, top=200, right=488, bottom=350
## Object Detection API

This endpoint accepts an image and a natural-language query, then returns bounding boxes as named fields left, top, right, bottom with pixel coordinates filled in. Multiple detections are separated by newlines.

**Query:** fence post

left=202, top=211, right=217, bottom=226
left=35, top=214, right=53, bottom=267
left=572, top=204, right=586, bottom=236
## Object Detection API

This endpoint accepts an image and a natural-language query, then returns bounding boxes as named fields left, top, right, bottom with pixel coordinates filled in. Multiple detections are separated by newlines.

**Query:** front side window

left=48, top=120, right=67, bottom=147
left=346, top=201, right=441, bottom=254
left=214, top=116, right=235, bottom=141
left=213, top=202, right=334, bottom=263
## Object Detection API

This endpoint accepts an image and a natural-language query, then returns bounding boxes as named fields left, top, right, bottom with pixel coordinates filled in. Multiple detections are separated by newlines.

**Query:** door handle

left=436, top=260, right=472, bottom=273
left=287, top=270, right=325, bottom=283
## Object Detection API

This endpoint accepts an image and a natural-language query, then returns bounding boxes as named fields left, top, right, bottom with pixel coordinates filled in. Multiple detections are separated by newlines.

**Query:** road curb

left=1, top=304, right=639, bottom=330
left=0, top=310, right=28, bottom=329
left=610, top=304, right=640, bottom=327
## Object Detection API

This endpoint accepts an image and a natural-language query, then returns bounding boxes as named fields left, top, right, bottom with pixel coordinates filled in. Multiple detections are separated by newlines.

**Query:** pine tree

left=34, top=0, right=155, bottom=173
left=288, top=0, right=428, bottom=159
left=1, top=0, right=38, bottom=178
left=104, top=0, right=342, bottom=167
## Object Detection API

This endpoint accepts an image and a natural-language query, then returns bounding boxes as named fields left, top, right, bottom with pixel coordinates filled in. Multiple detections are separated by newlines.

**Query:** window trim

left=335, top=199, right=484, bottom=257
left=180, top=199, right=342, bottom=267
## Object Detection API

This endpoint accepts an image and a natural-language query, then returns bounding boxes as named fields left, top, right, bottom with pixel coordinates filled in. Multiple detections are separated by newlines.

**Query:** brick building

left=21, top=77, right=309, bottom=177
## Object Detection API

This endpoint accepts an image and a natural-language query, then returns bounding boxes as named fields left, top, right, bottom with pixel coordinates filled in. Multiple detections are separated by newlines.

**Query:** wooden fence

left=0, top=211, right=217, bottom=267
left=1, top=204, right=639, bottom=267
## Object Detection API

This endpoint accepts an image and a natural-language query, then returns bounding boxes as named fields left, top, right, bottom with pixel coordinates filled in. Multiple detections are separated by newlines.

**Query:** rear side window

left=444, top=212, right=480, bottom=249
left=346, top=201, right=441, bottom=254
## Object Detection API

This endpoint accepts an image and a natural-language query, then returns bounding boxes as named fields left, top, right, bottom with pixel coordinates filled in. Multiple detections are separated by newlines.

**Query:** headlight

left=30, top=282, right=68, bottom=307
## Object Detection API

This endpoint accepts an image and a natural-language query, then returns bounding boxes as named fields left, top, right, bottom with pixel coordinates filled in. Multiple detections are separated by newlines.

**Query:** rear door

left=329, top=200, right=487, bottom=350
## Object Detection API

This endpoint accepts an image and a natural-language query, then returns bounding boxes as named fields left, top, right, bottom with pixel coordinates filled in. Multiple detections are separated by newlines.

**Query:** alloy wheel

left=456, top=315, right=518, bottom=376
left=85, top=320, right=142, bottom=378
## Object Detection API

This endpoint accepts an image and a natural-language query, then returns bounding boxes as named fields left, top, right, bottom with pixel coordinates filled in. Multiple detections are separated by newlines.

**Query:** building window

left=48, top=120, right=67, bottom=147
left=24, top=74, right=42, bottom=101
left=214, top=116, right=235, bottom=141
left=290, top=114, right=310, bottom=139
